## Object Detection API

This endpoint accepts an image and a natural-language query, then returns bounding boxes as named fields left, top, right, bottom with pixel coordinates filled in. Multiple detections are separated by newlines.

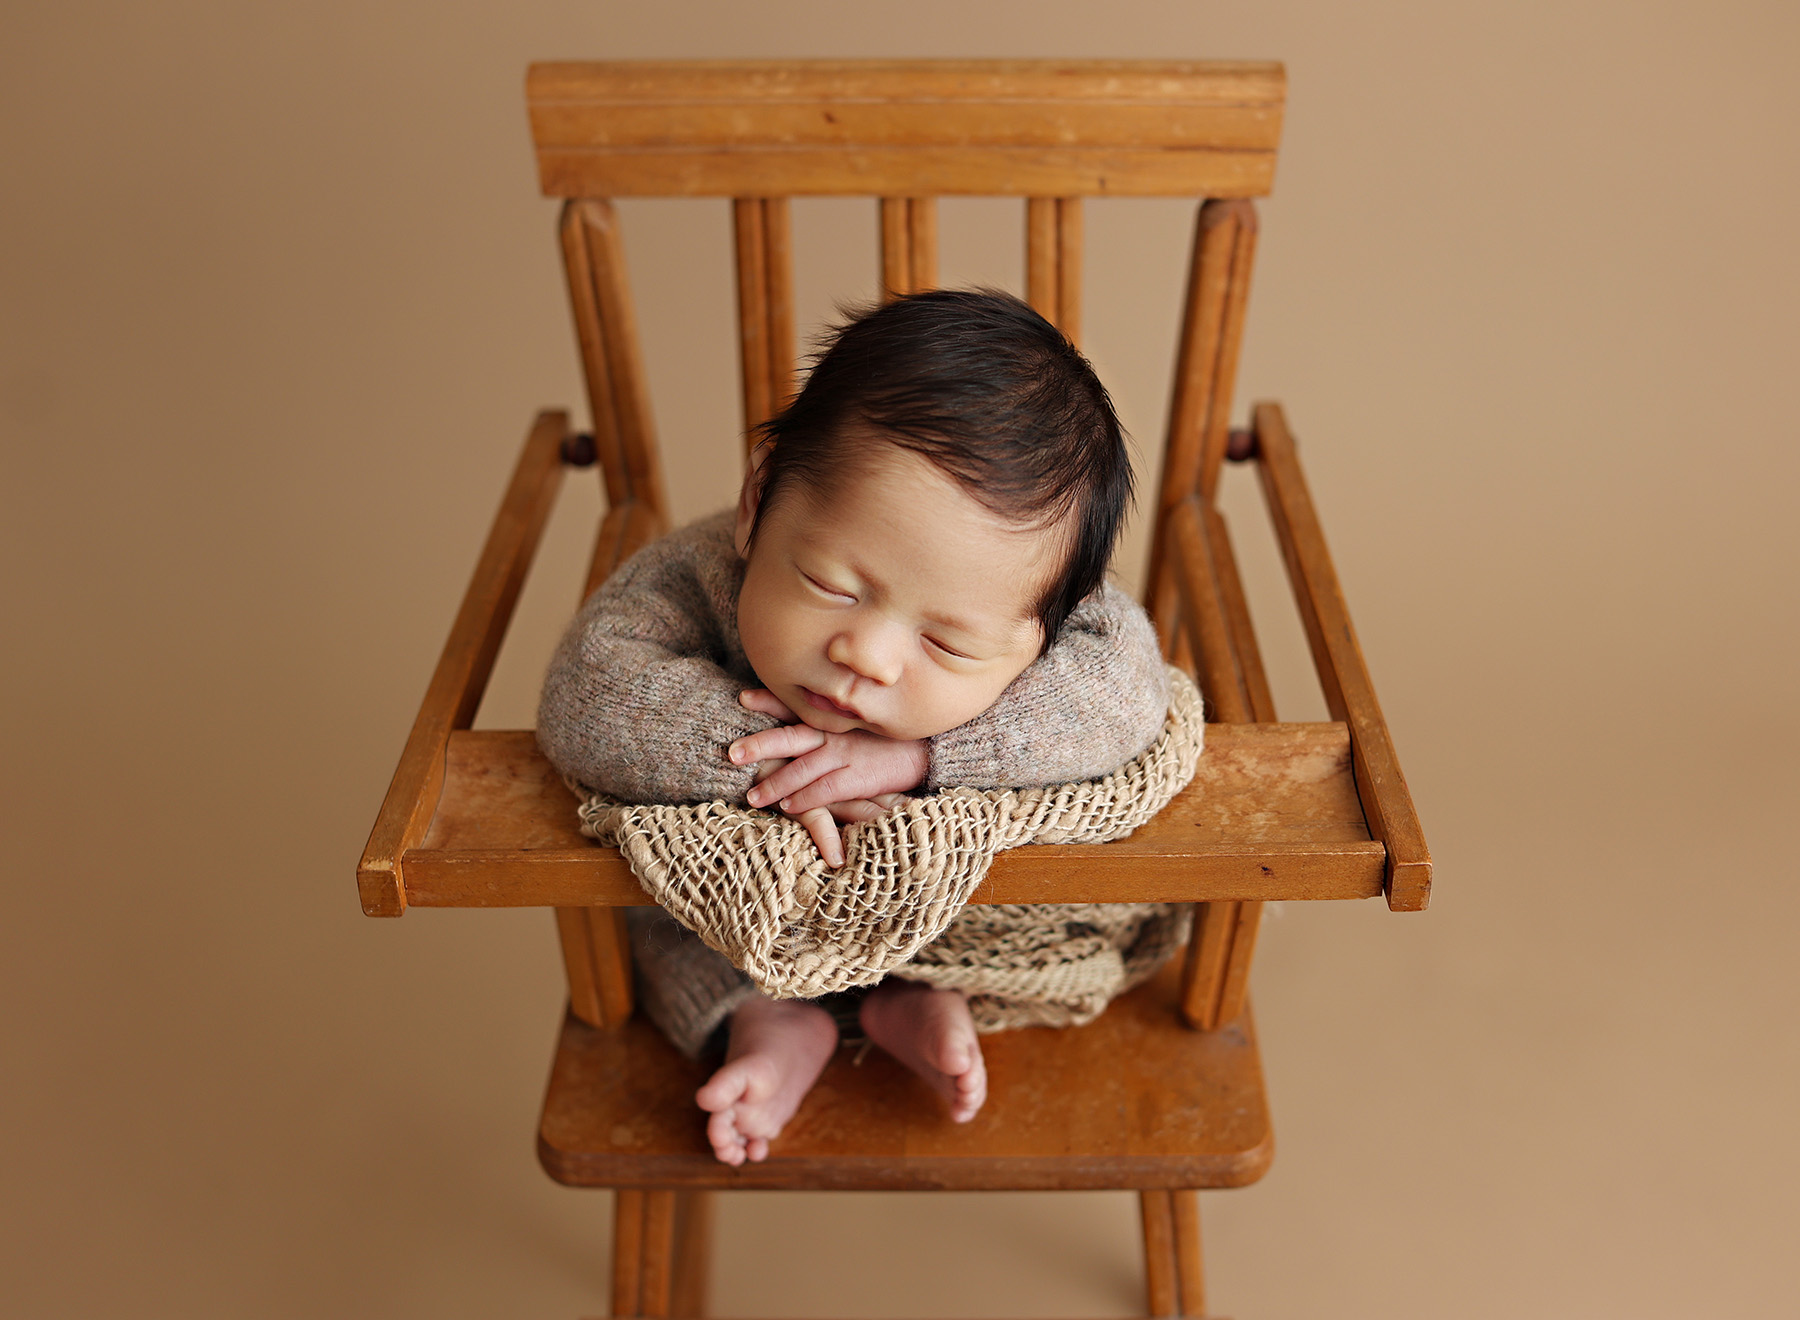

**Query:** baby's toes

left=706, top=1108, right=748, bottom=1165
left=951, top=1057, right=988, bottom=1122
left=696, top=1064, right=749, bottom=1114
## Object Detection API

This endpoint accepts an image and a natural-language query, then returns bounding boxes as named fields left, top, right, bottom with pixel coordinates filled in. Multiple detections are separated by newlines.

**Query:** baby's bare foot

left=694, top=995, right=838, bottom=1165
left=859, top=979, right=988, bottom=1123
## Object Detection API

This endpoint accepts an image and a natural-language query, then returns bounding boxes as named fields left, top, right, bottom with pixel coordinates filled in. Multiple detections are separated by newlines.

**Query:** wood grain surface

left=538, top=961, right=1272, bottom=1191
left=396, top=721, right=1384, bottom=909
left=527, top=61, right=1283, bottom=197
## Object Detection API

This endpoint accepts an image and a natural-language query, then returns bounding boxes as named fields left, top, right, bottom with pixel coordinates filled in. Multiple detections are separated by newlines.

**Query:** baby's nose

left=828, top=627, right=903, bottom=686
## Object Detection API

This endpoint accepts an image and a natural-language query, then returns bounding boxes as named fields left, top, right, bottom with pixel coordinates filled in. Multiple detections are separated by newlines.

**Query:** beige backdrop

left=4, top=2, right=1797, bottom=1317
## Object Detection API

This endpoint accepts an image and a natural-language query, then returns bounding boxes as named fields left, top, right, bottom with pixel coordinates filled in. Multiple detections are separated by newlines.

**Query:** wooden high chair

left=358, top=60, right=1429, bottom=1318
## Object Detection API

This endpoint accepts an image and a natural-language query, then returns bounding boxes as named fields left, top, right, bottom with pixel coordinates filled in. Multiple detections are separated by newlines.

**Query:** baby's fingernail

left=728, top=743, right=743, bottom=763
left=780, top=798, right=793, bottom=812
left=746, top=787, right=764, bottom=806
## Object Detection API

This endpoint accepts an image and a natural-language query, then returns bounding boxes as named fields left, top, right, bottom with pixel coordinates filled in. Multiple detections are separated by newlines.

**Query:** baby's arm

left=928, top=580, right=1169, bottom=790
left=536, top=554, right=775, bottom=804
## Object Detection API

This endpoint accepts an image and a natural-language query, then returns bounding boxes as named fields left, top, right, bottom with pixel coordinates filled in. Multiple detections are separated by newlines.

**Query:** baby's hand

left=730, top=689, right=928, bottom=867
left=730, top=692, right=928, bottom=813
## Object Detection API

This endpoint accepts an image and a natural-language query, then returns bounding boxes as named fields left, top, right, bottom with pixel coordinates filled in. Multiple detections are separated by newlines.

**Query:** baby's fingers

left=738, top=688, right=798, bottom=722
left=794, top=805, right=844, bottom=869
left=828, top=796, right=909, bottom=824
left=730, top=723, right=825, bottom=768
left=746, top=748, right=842, bottom=808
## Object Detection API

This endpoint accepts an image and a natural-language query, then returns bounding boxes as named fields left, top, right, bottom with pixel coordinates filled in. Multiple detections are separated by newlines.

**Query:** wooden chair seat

left=540, top=961, right=1271, bottom=1193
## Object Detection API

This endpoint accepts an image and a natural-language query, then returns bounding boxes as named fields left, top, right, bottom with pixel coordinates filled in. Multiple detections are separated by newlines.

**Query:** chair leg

left=611, top=1189, right=645, bottom=1317
left=669, top=1190, right=713, bottom=1318
left=1142, top=1190, right=1207, bottom=1318
left=1171, top=1190, right=1206, bottom=1318
left=638, top=1190, right=678, bottom=1317
left=1139, top=1190, right=1179, bottom=1316
left=610, top=1189, right=680, bottom=1317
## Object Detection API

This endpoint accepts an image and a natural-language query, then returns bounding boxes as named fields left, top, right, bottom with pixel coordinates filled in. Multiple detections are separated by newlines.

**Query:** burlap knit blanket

left=577, top=666, right=1203, bottom=1030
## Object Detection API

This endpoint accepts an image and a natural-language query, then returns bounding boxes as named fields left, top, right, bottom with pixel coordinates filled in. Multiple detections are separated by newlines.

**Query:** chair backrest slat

left=1024, top=197, right=1083, bottom=347
left=559, top=199, right=666, bottom=516
left=732, top=198, right=796, bottom=440
left=878, top=197, right=938, bottom=301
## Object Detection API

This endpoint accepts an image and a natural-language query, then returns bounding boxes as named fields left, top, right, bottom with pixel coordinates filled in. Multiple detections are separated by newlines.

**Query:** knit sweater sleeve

left=535, top=515, right=776, bottom=805
left=925, top=580, right=1171, bottom=790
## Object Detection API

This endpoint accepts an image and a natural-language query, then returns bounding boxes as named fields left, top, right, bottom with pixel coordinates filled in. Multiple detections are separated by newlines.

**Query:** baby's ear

left=734, top=440, right=772, bottom=557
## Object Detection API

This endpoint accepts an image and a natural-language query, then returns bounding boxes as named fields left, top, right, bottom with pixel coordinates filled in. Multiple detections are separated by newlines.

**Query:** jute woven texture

left=578, top=667, right=1204, bottom=1028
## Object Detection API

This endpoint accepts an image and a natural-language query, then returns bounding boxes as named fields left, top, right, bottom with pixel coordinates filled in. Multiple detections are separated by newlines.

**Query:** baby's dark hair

left=749, top=288, right=1133, bottom=646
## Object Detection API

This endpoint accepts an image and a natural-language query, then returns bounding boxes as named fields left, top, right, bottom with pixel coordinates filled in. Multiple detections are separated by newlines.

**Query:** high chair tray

left=538, top=961, right=1273, bottom=1192
left=395, top=724, right=1384, bottom=911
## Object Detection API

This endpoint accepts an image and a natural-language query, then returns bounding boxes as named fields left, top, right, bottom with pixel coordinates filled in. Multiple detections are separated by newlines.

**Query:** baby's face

left=735, top=447, right=1057, bottom=742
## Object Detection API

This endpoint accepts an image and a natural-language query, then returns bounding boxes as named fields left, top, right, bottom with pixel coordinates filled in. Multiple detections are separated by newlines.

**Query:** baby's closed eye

left=802, top=572, right=856, bottom=603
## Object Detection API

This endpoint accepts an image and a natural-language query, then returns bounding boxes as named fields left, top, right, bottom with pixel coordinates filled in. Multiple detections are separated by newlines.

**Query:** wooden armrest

left=394, top=723, right=1385, bottom=909
left=1251, top=401, right=1432, bottom=910
left=356, top=410, right=570, bottom=916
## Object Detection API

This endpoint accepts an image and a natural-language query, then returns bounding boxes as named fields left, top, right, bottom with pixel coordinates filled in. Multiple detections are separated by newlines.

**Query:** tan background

left=4, top=1, right=1797, bottom=1316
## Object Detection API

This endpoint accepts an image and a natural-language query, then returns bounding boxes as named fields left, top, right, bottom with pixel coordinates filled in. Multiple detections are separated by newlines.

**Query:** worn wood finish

left=528, top=61, right=1285, bottom=200
left=1171, top=1189, right=1205, bottom=1317
left=400, top=722, right=1384, bottom=909
left=732, top=198, right=795, bottom=436
left=1253, top=401, right=1432, bottom=911
left=540, top=962, right=1272, bottom=1191
left=561, top=200, right=667, bottom=519
left=356, top=411, right=569, bottom=917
